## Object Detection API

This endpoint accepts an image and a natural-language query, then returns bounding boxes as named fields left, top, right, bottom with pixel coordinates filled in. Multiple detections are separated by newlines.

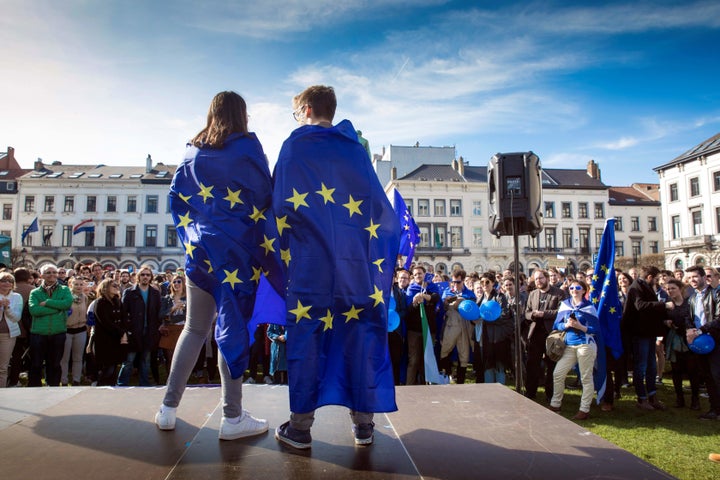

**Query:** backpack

left=545, top=329, right=567, bottom=362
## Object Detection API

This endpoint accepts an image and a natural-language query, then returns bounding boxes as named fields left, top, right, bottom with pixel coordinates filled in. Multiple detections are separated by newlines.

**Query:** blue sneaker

left=352, top=422, right=374, bottom=446
left=275, top=421, right=312, bottom=449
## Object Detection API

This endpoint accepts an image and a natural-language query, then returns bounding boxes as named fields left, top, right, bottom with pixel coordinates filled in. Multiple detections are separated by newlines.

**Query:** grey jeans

left=163, top=279, right=244, bottom=418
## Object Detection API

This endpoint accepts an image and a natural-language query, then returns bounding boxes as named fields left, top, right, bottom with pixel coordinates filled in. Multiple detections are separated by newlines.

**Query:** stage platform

left=0, top=383, right=675, bottom=480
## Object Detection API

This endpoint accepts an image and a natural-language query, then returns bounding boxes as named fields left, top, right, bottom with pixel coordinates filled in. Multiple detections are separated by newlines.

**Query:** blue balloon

left=689, top=334, right=715, bottom=355
left=458, top=299, right=480, bottom=321
left=479, top=300, right=502, bottom=322
left=388, top=295, right=397, bottom=311
left=387, top=309, right=400, bottom=332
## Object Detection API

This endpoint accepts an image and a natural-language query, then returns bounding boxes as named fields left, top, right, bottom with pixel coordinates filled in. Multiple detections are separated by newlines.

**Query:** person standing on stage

left=156, top=91, right=275, bottom=441
left=273, top=85, right=400, bottom=449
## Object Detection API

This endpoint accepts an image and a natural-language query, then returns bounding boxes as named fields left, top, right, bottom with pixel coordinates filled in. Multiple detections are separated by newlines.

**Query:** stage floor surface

left=0, top=383, right=675, bottom=480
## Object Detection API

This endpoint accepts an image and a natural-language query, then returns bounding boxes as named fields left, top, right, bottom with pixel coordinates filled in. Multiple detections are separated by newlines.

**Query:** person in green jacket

left=28, top=264, right=73, bottom=387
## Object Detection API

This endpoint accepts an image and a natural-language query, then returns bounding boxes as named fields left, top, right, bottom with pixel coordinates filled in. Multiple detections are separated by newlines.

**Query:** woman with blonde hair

left=0, top=272, right=23, bottom=387
left=159, top=274, right=187, bottom=373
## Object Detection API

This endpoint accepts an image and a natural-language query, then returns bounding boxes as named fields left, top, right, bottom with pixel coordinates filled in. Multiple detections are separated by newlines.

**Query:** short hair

left=480, top=272, right=496, bottom=283
left=39, top=264, right=58, bottom=274
left=13, top=267, right=31, bottom=283
left=685, top=265, right=706, bottom=277
left=0, top=271, right=15, bottom=286
left=665, top=278, right=685, bottom=290
left=640, top=265, right=660, bottom=279
left=293, top=85, right=337, bottom=122
left=450, top=268, right=467, bottom=280
left=533, top=269, right=548, bottom=279
left=571, top=279, right=589, bottom=292
left=412, top=265, right=426, bottom=274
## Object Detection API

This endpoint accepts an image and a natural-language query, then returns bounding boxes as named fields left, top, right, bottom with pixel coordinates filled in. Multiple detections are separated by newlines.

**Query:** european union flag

left=169, top=133, right=282, bottom=379
left=273, top=120, right=401, bottom=414
left=393, top=188, right=420, bottom=270
left=589, top=218, right=623, bottom=402
left=21, top=217, right=39, bottom=243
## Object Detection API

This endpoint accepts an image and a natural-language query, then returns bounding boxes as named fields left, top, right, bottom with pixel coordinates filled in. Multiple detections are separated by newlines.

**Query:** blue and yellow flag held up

left=393, top=188, right=420, bottom=270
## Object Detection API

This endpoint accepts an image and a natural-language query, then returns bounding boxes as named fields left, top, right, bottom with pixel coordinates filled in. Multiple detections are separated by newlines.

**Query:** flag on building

left=589, top=217, right=623, bottom=403
left=393, top=188, right=420, bottom=270
left=73, top=219, right=95, bottom=235
left=21, top=217, right=39, bottom=243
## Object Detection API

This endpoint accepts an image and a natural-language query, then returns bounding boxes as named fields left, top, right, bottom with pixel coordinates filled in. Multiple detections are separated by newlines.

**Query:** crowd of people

left=0, top=262, right=287, bottom=389
left=386, top=263, right=720, bottom=422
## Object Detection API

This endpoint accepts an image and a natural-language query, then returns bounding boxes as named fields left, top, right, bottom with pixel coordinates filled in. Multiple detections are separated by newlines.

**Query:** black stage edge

left=0, top=384, right=676, bottom=480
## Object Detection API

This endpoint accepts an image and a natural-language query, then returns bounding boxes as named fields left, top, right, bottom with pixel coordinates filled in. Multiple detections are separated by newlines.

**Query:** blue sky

left=1, top=0, right=719, bottom=186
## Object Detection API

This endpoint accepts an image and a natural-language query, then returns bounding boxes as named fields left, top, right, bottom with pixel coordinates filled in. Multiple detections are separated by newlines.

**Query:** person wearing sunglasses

left=158, top=275, right=187, bottom=374
left=439, top=268, right=476, bottom=385
left=548, top=280, right=600, bottom=420
left=473, top=273, right=512, bottom=384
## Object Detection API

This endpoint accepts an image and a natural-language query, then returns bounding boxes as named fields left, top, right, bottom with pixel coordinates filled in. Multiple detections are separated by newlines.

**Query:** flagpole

left=512, top=228, right=525, bottom=395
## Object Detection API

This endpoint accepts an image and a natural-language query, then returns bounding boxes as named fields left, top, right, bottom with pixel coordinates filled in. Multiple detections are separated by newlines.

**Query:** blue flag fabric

left=169, top=132, right=283, bottom=379
left=393, top=189, right=420, bottom=270
left=273, top=120, right=401, bottom=414
left=21, top=217, right=39, bottom=243
left=589, top=217, right=623, bottom=402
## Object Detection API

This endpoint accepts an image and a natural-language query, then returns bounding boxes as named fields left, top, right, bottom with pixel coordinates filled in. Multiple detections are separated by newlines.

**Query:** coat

left=121, top=284, right=161, bottom=352
left=93, top=296, right=125, bottom=365
left=621, top=278, right=668, bottom=339
left=267, top=323, right=287, bottom=375
left=28, top=283, right=73, bottom=336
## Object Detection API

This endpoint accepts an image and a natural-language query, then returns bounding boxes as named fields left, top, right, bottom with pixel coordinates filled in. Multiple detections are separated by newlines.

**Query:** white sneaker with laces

left=219, top=410, right=269, bottom=440
left=155, top=405, right=176, bottom=431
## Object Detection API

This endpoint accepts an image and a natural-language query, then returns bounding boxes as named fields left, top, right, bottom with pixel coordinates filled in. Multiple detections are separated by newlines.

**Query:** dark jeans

left=525, top=334, right=555, bottom=400
left=29, top=333, right=66, bottom=387
left=698, top=346, right=720, bottom=412
left=388, top=331, right=404, bottom=385
left=671, top=351, right=700, bottom=400
left=632, top=336, right=657, bottom=400
left=8, top=336, right=29, bottom=386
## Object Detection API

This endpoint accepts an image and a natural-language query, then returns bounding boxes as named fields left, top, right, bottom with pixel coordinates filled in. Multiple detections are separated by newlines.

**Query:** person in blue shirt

left=548, top=279, right=600, bottom=420
left=439, top=268, right=475, bottom=384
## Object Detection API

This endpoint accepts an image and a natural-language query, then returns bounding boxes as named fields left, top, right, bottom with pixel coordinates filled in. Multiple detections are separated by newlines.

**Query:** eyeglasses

left=173, top=280, right=183, bottom=284
left=139, top=273, right=152, bottom=277
left=0, top=279, right=13, bottom=283
left=451, top=280, right=463, bottom=284
left=58, top=270, right=66, bottom=274
left=480, top=280, right=492, bottom=285
left=44, top=271, right=58, bottom=275
left=292, top=104, right=307, bottom=121
left=569, top=285, right=584, bottom=291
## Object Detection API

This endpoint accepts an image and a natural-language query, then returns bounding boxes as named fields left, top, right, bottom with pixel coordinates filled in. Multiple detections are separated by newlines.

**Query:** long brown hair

left=191, top=91, right=249, bottom=148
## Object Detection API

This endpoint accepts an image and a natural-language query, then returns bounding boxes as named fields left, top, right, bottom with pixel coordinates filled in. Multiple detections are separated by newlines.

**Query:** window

left=105, top=226, right=116, bottom=247
left=166, top=225, right=178, bottom=247
left=87, top=195, right=96, bottom=212
left=578, top=227, right=590, bottom=253
left=578, top=202, right=588, bottom=219
left=434, top=225, right=446, bottom=248
left=472, top=227, right=482, bottom=247
left=144, top=225, right=157, bottom=247
left=24, top=196, right=35, bottom=212
left=544, top=202, right=555, bottom=218
left=615, top=241, right=624, bottom=257
left=631, top=216, right=640, bottom=231
left=107, top=196, right=117, bottom=213
left=649, top=241, right=659, bottom=254
left=595, top=228, right=603, bottom=249
left=545, top=227, right=556, bottom=249
left=146, top=195, right=159, bottom=214
left=561, top=202, right=572, bottom=219
left=127, top=196, right=137, bottom=213
left=125, top=225, right=136, bottom=247
left=449, top=199, right=462, bottom=216
left=671, top=215, right=680, bottom=240
left=22, top=225, right=33, bottom=246
left=450, top=226, right=463, bottom=247
left=62, top=226, right=73, bottom=247
left=632, top=240, right=642, bottom=258
left=648, top=217, right=657, bottom=232
left=84, top=230, right=94, bottom=247
left=472, top=201, right=482, bottom=216
left=42, top=226, right=53, bottom=246
left=692, top=210, right=702, bottom=236
left=717, top=207, right=720, bottom=234
left=615, top=217, right=623, bottom=231
left=62, top=196, right=74, bottom=213
left=714, top=171, right=720, bottom=192
left=44, top=196, right=55, bottom=212
left=417, top=199, right=429, bottom=217
left=2, top=204, right=11, bottom=220
left=433, top=199, right=446, bottom=217
left=562, top=228, right=573, bottom=249
left=689, top=177, right=700, bottom=197
left=594, top=202, right=604, bottom=219
left=418, top=224, right=430, bottom=246
left=669, top=183, right=678, bottom=202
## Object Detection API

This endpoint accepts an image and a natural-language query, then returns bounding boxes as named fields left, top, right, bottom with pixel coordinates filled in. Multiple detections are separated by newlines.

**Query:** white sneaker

left=219, top=410, right=269, bottom=440
left=263, top=375, right=274, bottom=384
left=155, top=405, right=176, bottom=431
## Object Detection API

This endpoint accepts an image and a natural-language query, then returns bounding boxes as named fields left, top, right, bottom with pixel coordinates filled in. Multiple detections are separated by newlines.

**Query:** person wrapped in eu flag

left=273, top=86, right=401, bottom=450
left=157, top=91, right=279, bottom=441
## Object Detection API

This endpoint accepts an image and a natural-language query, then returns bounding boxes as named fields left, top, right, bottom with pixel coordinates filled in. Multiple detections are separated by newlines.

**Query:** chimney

left=146, top=154, right=152, bottom=173
left=452, top=159, right=458, bottom=171
left=34, top=158, right=44, bottom=171
left=458, top=156, right=465, bottom=177
left=586, top=159, right=601, bottom=180
left=391, top=167, right=397, bottom=180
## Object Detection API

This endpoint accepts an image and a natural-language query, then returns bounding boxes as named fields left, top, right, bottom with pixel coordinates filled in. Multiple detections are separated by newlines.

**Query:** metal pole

left=513, top=228, right=524, bottom=395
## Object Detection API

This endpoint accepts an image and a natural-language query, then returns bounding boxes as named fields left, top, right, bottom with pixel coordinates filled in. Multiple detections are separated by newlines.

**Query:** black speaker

left=488, top=152, right=543, bottom=237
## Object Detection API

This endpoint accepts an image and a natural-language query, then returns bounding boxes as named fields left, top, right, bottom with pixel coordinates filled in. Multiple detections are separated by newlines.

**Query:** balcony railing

left=664, top=235, right=714, bottom=250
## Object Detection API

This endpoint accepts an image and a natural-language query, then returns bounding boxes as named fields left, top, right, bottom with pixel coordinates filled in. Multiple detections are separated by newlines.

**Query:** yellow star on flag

left=601, top=264, right=609, bottom=274
left=184, top=241, right=197, bottom=259
left=250, top=266, right=263, bottom=284
left=289, top=300, right=312, bottom=322
left=276, top=215, right=291, bottom=236
left=286, top=189, right=309, bottom=211
left=592, top=297, right=599, bottom=304
left=315, top=183, right=336, bottom=204
left=343, top=195, right=363, bottom=217
left=369, top=285, right=385, bottom=307
left=223, top=187, right=243, bottom=209
left=260, top=235, right=276, bottom=255
left=372, top=258, right=384, bottom=273
left=592, top=274, right=599, bottom=281
left=365, top=219, right=380, bottom=239
left=249, top=206, right=267, bottom=223
left=343, top=304, right=364, bottom=322
left=222, top=269, right=242, bottom=289
left=319, top=309, right=334, bottom=331
left=609, top=306, right=617, bottom=314
left=177, top=211, right=193, bottom=229
left=178, top=192, right=191, bottom=204
left=281, top=248, right=291, bottom=266
left=198, top=183, right=214, bottom=203
left=204, top=259, right=213, bottom=273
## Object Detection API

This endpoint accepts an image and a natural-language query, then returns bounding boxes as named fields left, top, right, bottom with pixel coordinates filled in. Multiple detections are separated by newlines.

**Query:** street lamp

left=20, top=247, right=27, bottom=266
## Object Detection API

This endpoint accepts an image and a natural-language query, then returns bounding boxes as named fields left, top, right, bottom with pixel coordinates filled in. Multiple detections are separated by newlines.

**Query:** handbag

left=545, top=329, right=567, bottom=362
